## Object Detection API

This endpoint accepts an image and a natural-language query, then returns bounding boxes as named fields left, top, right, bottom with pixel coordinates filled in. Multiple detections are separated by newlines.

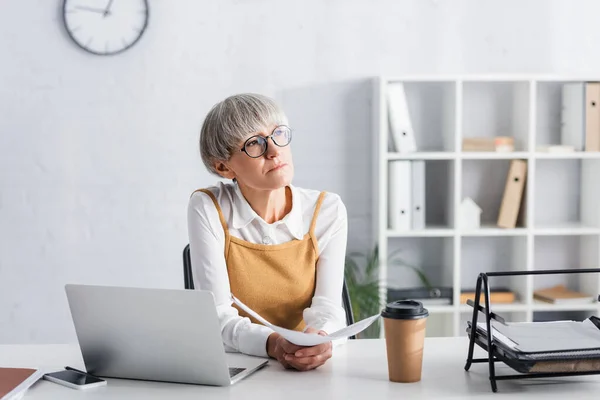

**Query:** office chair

left=182, top=244, right=356, bottom=338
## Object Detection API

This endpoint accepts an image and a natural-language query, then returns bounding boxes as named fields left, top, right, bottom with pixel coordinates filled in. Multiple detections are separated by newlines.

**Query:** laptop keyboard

left=229, top=367, right=246, bottom=378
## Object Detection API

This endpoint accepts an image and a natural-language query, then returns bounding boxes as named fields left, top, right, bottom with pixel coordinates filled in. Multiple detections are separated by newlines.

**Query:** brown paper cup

left=383, top=316, right=427, bottom=383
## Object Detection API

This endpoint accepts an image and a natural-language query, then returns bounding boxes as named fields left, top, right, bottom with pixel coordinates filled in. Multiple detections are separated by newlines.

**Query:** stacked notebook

left=533, top=284, right=595, bottom=305
left=0, top=367, right=43, bottom=400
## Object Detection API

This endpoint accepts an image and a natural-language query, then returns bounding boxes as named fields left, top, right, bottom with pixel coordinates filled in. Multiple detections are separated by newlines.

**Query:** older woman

left=187, top=93, right=348, bottom=371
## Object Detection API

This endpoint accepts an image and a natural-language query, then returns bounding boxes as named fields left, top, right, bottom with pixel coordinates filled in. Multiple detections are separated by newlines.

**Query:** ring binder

left=464, top=268, right=600, bottom=393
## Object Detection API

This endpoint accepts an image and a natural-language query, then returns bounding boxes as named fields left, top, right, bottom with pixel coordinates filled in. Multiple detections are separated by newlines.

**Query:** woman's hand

left=267, top=332, right=300, bottom=369
left=267, top=328, right=332, bottom=371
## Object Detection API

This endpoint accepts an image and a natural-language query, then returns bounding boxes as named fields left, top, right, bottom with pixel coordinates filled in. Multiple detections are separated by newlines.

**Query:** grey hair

left=199, top=93, right=289, bottom=176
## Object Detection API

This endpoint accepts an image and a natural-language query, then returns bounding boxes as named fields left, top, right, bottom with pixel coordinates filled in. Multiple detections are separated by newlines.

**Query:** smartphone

left=44, top=369, right=107, bottom=390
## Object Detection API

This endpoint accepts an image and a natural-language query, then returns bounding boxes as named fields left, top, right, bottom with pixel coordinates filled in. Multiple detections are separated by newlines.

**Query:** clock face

left=63, top=0, right=149, bottom=55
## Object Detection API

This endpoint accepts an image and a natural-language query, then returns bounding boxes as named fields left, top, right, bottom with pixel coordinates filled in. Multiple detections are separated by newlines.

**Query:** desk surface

left=2, top=337, right=600, bottom=399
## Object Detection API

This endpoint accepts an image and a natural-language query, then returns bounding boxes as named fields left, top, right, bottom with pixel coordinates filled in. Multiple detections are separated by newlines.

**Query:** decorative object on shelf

left=344, top=244, right=436, bottom=338
left=387, top=83, right=417, bottom=153
left=497, top=159, right=527, bottom=229
left=494, top=137, right=515, bottom=152
left=62, top=0, right=149, bottom=56
left=561, top=82, right=600, bottom=152
left=462, top=136, right=514, bottom=152
left=533, top=284, right=595, bottom=305
left=460, top=288, right=515, bottom=304
left=459, top=197, right=482, bottom=230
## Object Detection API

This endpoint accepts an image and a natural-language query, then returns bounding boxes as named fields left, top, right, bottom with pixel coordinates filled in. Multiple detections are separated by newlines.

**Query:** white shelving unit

left=372, top=75, right=600, bottom=337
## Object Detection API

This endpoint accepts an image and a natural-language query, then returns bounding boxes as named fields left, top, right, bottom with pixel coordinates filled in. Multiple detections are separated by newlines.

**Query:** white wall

left=2, top=0, right=600, bottom=344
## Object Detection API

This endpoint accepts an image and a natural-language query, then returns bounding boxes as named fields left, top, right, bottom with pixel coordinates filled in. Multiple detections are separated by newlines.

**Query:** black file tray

left=464, top=268, right=600, bottom=393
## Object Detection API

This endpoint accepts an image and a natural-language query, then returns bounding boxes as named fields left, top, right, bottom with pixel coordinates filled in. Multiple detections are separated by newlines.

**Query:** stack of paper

left=476, top=318, right=600, bottom=356
left=232, top=295, right=380, bottom=346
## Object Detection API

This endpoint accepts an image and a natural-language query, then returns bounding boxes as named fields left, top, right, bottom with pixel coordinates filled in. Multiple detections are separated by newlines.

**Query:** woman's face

left=218, top=124, right=294, bottom=190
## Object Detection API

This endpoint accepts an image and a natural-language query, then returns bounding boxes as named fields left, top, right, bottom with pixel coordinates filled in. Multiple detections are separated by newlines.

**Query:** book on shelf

left=460, top=288, right=516, bottom=304
left=536, top=144, right=576, bottom=153
left=0, top=367, right=44, bottom=400
left=533, top=284, right=596, bottom=305
left=462, top=137, right=514, bottom=152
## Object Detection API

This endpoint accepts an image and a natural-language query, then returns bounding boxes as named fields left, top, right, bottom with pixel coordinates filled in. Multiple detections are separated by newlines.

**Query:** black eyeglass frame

left=239, top=125, right=293, bottom=158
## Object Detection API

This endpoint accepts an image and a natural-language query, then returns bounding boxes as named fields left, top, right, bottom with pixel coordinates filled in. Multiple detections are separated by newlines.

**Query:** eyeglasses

left=240, top=125, right=292, bottom=158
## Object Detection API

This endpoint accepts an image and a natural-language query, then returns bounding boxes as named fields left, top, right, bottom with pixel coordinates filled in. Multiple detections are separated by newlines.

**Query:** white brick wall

left=2, top=0, right=600, bottom=343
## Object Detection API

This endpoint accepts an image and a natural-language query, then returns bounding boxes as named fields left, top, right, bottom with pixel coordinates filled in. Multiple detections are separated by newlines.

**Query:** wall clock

left=62, top=0, right=149, bottom=55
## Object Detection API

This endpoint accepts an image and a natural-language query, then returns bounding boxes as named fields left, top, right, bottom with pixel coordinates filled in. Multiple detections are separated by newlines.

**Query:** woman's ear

left=214, top=162, right=236, bottom=180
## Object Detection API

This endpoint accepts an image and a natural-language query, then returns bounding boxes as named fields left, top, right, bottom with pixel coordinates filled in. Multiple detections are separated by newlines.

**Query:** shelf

left=386, top=226, right=454, bottom=237
left=535, top=152, right=600, bottom=159
left=384, top=151, right=600, bottom=160
left=459, top=302, right=529, bottom=313
left=532, top=301, right=599, bottom=312
left=460, top=224, right=527, bottom=237
left=533, top=223, right=600, bottom=236
left=460, top=152, right=529, bottom=160
left=376, top=76, right=600, bottom=338
left=387, top=152, right=456, bottom=160
left=425, top=305, right=455, bottom=313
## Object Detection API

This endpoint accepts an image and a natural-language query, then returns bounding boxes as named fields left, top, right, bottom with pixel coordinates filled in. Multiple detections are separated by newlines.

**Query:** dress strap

left=193, top=189, right=231, bottom=259
left=308, top=191, right=327, bottom=255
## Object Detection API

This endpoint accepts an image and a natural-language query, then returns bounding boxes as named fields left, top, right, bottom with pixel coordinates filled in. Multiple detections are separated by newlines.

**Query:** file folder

left=497, top=160, right=527, bottom=229
left=388, top=161, right=411, bottom=231
left=387, top=83, right=417, bottom=153
left=411, top=160, right=425, bottom=230
left=560, top=83, right=585, bottom=151
left=585, top=82, right=600, bottom=152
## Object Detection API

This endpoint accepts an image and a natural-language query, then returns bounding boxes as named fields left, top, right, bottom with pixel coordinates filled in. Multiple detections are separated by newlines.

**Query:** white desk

left=2, top=337, right=600, bottom=399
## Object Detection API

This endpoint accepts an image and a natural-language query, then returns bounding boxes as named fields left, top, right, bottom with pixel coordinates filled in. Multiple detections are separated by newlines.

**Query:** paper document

left=477, top=319, right=600, bottom=354
left=232, top=295, right=380, bottom=346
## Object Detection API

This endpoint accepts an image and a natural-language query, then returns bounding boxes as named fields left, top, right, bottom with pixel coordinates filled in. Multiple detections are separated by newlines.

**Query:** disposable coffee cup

left=381, top=300, right=429, bottom=383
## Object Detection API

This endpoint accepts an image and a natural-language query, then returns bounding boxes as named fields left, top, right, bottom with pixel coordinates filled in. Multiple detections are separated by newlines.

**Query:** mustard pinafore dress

left=197, top=189, right=327, bottom=331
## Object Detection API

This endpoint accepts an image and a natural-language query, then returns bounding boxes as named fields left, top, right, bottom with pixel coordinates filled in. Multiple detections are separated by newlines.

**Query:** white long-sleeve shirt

left=187, top=181, right=348, bottom=357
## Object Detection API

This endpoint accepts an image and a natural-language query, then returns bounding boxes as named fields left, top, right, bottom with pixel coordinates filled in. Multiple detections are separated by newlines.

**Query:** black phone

left=44, top=369, right=106, bottom=390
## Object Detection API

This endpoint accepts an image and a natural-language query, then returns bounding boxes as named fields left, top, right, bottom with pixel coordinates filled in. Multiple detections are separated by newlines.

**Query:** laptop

left=64, top=284, right=268, bottom=386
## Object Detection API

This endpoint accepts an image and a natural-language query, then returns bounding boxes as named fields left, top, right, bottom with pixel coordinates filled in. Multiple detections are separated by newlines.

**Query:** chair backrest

left=183, top=244, right=195, bottom=290
left=182, top=244, right=355, bottom=338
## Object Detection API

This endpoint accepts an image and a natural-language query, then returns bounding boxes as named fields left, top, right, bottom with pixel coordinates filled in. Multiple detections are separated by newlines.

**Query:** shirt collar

left=231, top=183, right=304, bottom=240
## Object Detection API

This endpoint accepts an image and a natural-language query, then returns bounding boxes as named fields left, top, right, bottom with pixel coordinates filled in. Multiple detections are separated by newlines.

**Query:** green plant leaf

left=344, top=243, right=436, bottom=338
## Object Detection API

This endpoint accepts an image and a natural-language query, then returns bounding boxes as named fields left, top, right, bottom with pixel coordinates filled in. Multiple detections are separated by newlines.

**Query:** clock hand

left=74, top=5, right=105, bottom=14
left=103, top=0, right=114, bottom=17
